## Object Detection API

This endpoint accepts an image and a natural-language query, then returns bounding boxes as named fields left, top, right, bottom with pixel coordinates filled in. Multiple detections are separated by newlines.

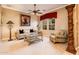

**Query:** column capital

left=65, top=4, right=75, bottom=12
left=66, top=4, right=75, bottom=9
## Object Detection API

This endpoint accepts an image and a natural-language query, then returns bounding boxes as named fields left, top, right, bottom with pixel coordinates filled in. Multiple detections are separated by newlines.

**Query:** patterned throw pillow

left=19, top=29, right=24, bottom=34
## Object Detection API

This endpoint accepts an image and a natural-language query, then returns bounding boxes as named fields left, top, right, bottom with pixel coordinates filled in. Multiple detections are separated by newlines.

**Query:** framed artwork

left=49, top=18, right=55, bottom=30
left=43, top=20, right=47, bottom=30
left=20, top=15, right=30, bottom=26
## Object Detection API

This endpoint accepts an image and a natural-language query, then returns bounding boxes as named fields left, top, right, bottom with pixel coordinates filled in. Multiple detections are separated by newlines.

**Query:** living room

left=0, top=4, right=79, bottom=55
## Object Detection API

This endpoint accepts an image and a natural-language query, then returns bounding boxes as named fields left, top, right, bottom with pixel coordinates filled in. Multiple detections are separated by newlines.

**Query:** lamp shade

left=7, top=21, right=14, bottom=24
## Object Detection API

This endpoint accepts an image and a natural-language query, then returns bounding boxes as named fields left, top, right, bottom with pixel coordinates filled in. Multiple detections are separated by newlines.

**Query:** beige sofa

left=50, top=30, right=67, bottom=43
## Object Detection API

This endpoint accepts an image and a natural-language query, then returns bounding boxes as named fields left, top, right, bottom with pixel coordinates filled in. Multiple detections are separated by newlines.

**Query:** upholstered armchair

left=15, top=29, right=26, bottom=40
left=50, top=30, right=67, bottom=43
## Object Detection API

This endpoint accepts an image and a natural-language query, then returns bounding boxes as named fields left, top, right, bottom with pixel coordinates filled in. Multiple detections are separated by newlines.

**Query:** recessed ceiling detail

left=1, top=4, right=68, bottom=15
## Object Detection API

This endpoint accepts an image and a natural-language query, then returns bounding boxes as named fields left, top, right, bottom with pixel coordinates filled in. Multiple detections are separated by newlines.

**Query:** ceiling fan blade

left=26, top=11, right=33, bottom=14
left=28, top=10, right=32, bottom=11
left=37, top=12, right=42, bottom=14
left=37, top=10, right=40, bottom=11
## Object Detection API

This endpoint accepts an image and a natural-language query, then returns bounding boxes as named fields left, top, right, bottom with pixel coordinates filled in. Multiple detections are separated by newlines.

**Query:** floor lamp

left=7, top=21, right=14, bottom=41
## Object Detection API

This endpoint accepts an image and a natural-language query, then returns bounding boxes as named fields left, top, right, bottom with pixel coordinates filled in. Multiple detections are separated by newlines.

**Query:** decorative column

left=66, top=4, right=77, bottom=54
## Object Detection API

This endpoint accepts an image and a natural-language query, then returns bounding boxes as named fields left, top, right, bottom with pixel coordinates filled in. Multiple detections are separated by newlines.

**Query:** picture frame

left=20, top=14, right=30, bottom=26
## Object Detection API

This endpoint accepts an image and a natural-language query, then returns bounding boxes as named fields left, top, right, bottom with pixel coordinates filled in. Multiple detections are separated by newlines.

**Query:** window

left=43, top=20, right=47, bottom=30
left=42, top=18, right=55, bottom=30
left=49, top=18, right=55, bottom=30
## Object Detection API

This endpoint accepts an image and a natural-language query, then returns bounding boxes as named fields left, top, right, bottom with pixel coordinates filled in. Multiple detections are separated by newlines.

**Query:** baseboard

left=1, top=37, right=16, bottom=41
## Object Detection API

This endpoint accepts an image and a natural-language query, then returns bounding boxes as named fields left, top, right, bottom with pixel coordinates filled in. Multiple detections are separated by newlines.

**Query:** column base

left=66, top=46, right=77, bottom=54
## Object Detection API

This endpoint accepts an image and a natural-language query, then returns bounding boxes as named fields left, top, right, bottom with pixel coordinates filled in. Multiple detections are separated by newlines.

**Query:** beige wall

left=71, top=4, right=79, bottom=49
left=40, top=8, right=68, bottom=36
left=77, top=5, right=79, bottom=48
left=2, top=8, right=20, bottom=40
left=74, top=4, right=79, bottom=48
left=0, top=7, right=1, bottom=39
left=56, top=8, right=68, bottom=30
left=0, top=7, right=38, bottom=41
left=73, top=5, right=78, bottom=48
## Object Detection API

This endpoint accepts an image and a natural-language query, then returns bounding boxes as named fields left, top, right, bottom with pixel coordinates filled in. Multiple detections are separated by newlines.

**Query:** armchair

left=15, top=29, right=26, bottom=40
left=50, top=30, right=67, bottom=43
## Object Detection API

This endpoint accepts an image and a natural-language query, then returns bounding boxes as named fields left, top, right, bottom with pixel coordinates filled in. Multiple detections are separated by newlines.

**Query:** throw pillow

left=19, top=29, right=24, bottom=34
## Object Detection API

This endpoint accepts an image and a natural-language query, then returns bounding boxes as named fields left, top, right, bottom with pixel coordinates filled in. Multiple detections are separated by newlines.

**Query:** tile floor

left=0, top=37, right=73, bottom=55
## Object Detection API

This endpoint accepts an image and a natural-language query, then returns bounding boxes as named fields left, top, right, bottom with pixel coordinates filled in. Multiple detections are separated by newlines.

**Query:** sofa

left=15, top=28, right=43, bottom=44
left=50, top=30, right=67, bottom=43
left=15, top=28, right=36, bottom=40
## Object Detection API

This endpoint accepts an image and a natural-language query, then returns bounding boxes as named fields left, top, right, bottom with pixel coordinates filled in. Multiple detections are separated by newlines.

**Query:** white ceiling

left=2, top=4, right=68, bottom=15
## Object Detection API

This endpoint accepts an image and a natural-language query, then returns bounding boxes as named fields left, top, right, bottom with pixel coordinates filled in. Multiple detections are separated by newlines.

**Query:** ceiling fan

left=28, top=4, right=45, bottom=15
